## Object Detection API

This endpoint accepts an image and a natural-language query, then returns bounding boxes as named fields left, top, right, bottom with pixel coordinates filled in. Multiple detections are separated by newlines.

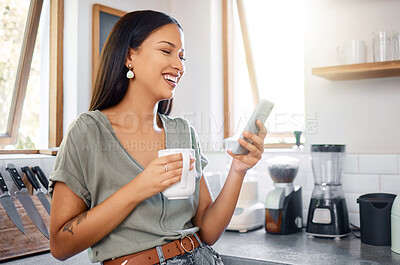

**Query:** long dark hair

left=89, top=10, right=182, bottom=115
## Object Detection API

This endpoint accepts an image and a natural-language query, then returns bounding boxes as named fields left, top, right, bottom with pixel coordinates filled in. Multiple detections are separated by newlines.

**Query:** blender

left=265, top=156, right=303, bottom=234
left=306, top=144, right=350, bottom=238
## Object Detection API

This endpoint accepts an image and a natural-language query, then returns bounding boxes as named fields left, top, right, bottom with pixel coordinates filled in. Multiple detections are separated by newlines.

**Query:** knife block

left=22, top=173, right=35, bottom=195
left=0, top=195, right=50, bottom=261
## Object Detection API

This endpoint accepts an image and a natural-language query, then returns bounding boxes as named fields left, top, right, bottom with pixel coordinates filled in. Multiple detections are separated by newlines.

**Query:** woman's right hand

left=130, top=153, right=196, bottom=201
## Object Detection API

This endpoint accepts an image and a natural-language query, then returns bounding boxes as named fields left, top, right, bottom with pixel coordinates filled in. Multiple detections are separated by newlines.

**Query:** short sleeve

left=48, top=119, right=91, bottom=207
left=189, top=124, right=209, bottom=173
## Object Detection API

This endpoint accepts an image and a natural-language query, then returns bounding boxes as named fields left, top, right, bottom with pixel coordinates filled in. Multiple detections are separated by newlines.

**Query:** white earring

left=126, top=64, right=134, bottom=79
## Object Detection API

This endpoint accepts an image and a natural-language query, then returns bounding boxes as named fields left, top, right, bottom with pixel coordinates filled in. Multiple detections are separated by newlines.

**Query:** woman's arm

left=192, top=168, right=245, bottom=245
left=192, top=120, right=267, bottom=245
left=50, top=181, right=142, bottom=261
left=50, top=154, right=194, bottom=261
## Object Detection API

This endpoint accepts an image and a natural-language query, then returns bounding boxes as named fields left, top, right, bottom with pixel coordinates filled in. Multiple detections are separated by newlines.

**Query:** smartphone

left=231, top=99, right=274, bottom=155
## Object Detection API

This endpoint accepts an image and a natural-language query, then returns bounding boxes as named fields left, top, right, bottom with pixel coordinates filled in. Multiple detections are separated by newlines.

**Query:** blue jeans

left=164, top=244, right=224, bottom=265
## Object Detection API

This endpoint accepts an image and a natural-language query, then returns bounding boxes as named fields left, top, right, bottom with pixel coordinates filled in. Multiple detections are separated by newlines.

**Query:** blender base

left=306, top=197, right=350, bottom=237
left=307, top=232, right=349, bottom=239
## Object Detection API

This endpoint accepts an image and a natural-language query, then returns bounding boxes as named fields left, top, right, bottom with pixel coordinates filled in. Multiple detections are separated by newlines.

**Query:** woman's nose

left=172, top=56, right=184, bottom=72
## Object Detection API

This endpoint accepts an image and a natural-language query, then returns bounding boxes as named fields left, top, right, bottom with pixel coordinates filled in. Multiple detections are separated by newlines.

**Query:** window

left=0, top=0, right=63, bottom=152
left=0, top=0, right=31, bottom=137
left=224, top=0, right=305, bottom=147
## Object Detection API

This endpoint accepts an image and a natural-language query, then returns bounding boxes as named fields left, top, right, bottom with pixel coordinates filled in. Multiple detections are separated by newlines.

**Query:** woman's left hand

left=227, top=119, right=267, bottom=175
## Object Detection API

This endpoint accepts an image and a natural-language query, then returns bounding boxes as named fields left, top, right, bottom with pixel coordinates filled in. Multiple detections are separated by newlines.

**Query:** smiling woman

left=48, top=9, right=267, bottom=265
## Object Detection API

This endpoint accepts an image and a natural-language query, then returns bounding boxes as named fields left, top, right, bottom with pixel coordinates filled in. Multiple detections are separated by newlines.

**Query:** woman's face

left=128, top=23, right=185, bottom=101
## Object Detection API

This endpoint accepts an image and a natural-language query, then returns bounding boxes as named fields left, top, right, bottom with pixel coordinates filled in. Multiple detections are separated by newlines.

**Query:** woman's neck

left=103, top=86, right=163, bottom=133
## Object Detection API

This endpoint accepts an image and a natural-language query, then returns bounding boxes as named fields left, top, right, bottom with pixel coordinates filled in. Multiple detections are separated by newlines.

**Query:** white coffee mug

left=158, top=148, right=196, bottom=200
left=337, top=40, right=366, bottom=64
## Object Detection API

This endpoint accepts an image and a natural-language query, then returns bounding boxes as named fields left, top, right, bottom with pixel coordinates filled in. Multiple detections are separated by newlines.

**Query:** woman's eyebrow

left=156, top=41, right=185, bottom=52
left=157, top=40, right=175, bottom=47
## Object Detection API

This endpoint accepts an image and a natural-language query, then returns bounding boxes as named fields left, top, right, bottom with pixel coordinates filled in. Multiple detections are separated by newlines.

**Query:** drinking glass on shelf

left=393, top=30, right=400, bottom=60
left=336, top=40, right=366, bottom=65
left=373, top=31, right=392, bottom=62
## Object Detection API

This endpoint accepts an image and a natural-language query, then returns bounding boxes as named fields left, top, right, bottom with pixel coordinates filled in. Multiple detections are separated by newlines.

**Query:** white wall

left=304, top=0, right=400, bottom=153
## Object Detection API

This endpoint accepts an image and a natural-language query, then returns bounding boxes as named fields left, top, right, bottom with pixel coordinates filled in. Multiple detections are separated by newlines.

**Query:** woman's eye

left=162, top=49, right=185, bottom=61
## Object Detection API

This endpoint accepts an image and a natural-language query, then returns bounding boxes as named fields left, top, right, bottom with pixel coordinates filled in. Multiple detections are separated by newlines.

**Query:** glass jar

left=266, top=156, right=299, bottom=183
left=373, top=31, right=392, bottom=62
left=393, top=29, right=400, bottom=60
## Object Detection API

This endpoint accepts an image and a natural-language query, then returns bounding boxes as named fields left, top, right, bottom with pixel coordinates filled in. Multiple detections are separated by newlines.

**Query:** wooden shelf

left=312, top=60, right=400, bottom=81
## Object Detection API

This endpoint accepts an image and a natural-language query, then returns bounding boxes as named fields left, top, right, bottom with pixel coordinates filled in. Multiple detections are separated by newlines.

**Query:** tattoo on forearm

left=76, top=212, right=87, bottom=225
left=63, top=219, right=74, bottom=234
left=63, top=212, right=88, bottom=235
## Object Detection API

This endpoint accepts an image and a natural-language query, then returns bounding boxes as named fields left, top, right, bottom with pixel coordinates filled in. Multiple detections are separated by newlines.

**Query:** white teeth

left=163, top=74, right=178, bottom=83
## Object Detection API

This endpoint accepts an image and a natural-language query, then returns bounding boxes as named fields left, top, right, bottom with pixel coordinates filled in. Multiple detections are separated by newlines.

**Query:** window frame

left=49, top=0, right=64, bottom=148
left=222, top=0, right=296, bottom=148
left=0, top=0, right=63, bottom=153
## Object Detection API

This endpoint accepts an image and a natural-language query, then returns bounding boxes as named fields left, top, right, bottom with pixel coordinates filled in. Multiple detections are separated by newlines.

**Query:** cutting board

left=0, top=194, right=50, bottom=261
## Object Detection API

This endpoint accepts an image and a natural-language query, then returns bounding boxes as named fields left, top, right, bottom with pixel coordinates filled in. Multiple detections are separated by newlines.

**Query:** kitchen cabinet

left=312, top=60, right=400, bottom=81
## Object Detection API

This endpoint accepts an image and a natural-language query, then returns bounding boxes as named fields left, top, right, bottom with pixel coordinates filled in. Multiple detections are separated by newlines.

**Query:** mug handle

left=180, top=150, right=189, bottom=188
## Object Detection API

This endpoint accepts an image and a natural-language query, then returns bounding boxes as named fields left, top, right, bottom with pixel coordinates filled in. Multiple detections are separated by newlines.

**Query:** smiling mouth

left=163, top=74, right=178, bottom=88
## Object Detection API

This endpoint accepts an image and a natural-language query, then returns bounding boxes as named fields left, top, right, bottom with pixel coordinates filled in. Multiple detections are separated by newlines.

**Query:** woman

left=49, top=10, right=267, bottom=265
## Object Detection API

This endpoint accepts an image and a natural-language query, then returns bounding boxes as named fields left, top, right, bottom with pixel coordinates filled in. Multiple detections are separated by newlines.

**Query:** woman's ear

left=125, top=48, right=135, bottom=68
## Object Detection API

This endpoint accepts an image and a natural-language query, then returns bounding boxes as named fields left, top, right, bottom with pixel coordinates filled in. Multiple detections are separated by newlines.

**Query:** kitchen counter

left=213, top=228, right=400, bottom=265
left=1, top=251, right=97, bottom=265
left=2, top=228, right=400, bottom=265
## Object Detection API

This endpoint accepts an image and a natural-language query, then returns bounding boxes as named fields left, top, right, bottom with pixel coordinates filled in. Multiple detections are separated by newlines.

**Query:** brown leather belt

left=103, top=233, right=202, bottom=265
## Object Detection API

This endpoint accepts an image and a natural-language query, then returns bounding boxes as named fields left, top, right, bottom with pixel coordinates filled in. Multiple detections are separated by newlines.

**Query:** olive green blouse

left=48, top=110, right=208, bottom=263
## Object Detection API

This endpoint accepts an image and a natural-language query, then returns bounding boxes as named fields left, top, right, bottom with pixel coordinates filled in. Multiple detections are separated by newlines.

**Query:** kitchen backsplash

left=1, top=151, right=399, bottom=227
left=0, top=155, right=56, bottom=196
left=203, top=150, right=400, bottom=227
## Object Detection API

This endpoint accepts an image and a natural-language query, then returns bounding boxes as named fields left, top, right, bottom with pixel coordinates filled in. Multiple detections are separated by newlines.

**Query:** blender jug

left=311, top=144, right=346, bottom=200
left=306, top=145, right=350, bottom=238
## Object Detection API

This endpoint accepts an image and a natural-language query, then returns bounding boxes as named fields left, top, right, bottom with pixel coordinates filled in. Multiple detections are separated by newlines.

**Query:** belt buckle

left=180, top=235, right=194, bottom=253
